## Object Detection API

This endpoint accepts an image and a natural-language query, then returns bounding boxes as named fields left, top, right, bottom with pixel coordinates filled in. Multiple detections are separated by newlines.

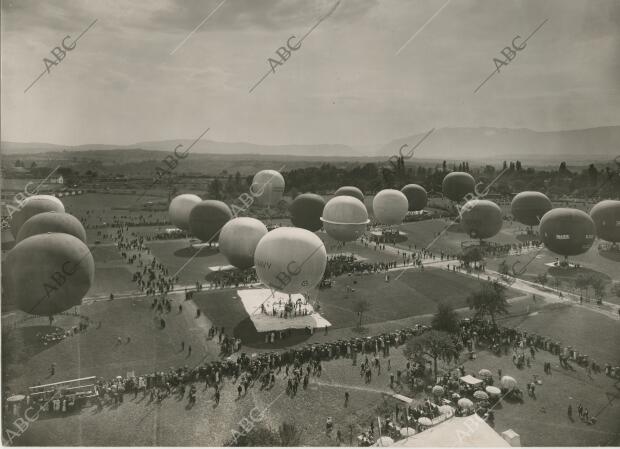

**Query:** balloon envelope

left=10, top=195, right=65, bottom=238
left=334, top=186, right=364, bottom=203
left=590, top=200, right=620, bottom=243
left=511, top=191, right=552, bottom=226
left=6, top=233, right=94, bottom=316
left=252, top=170, right=285, bottom=207
left=540, top=208, right=595, bottom=256
left=373, top=189, right=408, bottom=225
left=254, top=227, right=327, bottom=294
left=188, top=200, right=233, bottom=242
left=442, top=172, right=475, bottom=202
left=219, top=217, right=268, bottom=269
left=321, top=196, right=369, bottom=242
left=289, top=193, right=325, bottom=232
left=401, top=184, right=428, bottom=211
left=169, top=194, right=201, bottom=230
left=17, top=211, right=86, bottom=243
left=461, top=199, right=503, bottom=239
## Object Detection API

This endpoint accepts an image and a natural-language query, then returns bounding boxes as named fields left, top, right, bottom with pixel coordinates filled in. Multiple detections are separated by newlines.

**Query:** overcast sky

left=1, top=0, right=619, bottom=146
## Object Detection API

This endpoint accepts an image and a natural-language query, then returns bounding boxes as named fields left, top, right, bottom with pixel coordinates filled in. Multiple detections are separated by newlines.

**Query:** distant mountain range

left=2, top=126, right=618, bottom=163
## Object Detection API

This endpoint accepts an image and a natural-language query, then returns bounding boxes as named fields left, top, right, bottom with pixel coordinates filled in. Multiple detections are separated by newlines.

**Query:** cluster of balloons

left=6, top=196, right=94, bottom=316
left=509, top=192, right=619, bottom=257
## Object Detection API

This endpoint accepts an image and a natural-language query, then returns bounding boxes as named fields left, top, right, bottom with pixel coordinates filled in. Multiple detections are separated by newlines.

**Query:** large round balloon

left=5, top=233, right=94, bottom=316
left=511, top=191, right=552, bottom=226
left=219, top=217, right=268, bottom=269
left=461, top=199, right=503, bottom=239
left=321, top=196, right=369, bottom=242
left=590, top=200, right=620, bottom=243
left=254, top=227, right=327, bottom=294
left=17, top=211, right=86, bottom=243
left=373, top=189, right=408, bottom=225
left=442, top=172, right=475, bottom=202
left=401, top=184, right=428, bottom=211
left=289, top=193, right=325, bottom=232
left=540, top=208, right=595, bottom=256
left=169, top=194, right=201, bottom=230
left=188, top=200, right=233, bottom=242
left=10, top=195, right=65, bottom=238
left=334, top=186, right=364, bottom=203
left=251, top=170, right=285, bottom=207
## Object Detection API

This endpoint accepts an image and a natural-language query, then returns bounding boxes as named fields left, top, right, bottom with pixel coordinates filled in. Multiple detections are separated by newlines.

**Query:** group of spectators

left=206, top=268, right=258, bottom=289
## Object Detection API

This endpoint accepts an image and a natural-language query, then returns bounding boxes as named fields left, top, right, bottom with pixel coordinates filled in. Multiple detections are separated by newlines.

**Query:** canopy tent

left=460, top=375, right=483, bottom=386
left=391, top=393, right=414, bottom=404
left=392, top=415, right=511, bottom=447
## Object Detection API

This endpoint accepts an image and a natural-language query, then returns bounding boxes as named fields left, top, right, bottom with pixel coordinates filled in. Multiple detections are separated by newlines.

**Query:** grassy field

left=1, top=295, right=209, bottom=392
left=7, top=299, right=619, bottom=446
left=194, top=268, right=523, bottom=348
left=3, top=192, right=620, bottom=446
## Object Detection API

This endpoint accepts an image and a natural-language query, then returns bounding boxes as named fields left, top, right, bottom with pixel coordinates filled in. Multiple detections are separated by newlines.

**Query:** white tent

left=392, top=415, right=511, bottom=447
left=460, top=375, right=483, bottom=386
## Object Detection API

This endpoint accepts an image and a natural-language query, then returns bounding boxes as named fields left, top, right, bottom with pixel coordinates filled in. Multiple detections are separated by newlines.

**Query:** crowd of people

left=206, top=268, right=258, bottom=289
left=113, top=222, right=179, bottom=297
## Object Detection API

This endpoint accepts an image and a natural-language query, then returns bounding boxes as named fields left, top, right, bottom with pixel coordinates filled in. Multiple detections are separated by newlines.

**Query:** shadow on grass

left=1, top=325, right=66, bottom=368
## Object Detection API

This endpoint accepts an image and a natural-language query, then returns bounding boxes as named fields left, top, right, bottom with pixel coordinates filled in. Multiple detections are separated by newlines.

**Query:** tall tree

left=588, top=164, right=599, bottom=186
left=403, top=330, right=460, bottom=377
left=431, top=303, right=459, bottom=334
left=209, top=178, right=223, bottom=199
left=466, top=280, right=509, bottom=324
left=353, top=299, right=370, bottom=329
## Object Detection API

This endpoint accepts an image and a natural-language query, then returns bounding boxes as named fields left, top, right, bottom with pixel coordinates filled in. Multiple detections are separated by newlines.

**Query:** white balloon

left=251, top=170, right=285, bottom=207
left=321, top=196, right=369, bottom=242
left=219, top=217, right=268, bottom=269
left=169, top=194, right=201, bottom=230
left=373, top=189, right=408, bottom=225
left=254, top=227, right=327, bottom=294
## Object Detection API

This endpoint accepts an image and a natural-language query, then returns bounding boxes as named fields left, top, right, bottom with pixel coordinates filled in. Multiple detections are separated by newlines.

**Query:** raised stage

left=237, top=288, right=331, bottom=333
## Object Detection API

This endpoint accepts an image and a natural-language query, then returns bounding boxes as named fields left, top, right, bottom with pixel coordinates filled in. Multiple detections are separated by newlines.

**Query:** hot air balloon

left=539, top=208, right=595, bottom=256
left=251, top=170, right=285, bottom=207
left=321, top=196, right=369, bottom=242
left=511, top=191, right=552, bottom=227
left=460, top=199, right=503, bottom=240
left=401, top=184, right=428, bottom=211
left=289, top=193, right=325, bottom=232
left=254, top=227, right=327, bottom=294
left=373, top=189, right=408, bottom=225
left=17, top=211, right=86, bottom=243
left=219, top=217, right=268, bottom=269
left=169, top=194, right=201, bottom=231
left=188, top=200, right=233, bottom=242
left=5, top=233, right=94, bottom=316
left=590, top=200, right=620, bottom=243
left=334, top=186, right=364, bottom=203
left=442, top=172, right=475, bottom=202
left=10, top=195, right=65, bottom=238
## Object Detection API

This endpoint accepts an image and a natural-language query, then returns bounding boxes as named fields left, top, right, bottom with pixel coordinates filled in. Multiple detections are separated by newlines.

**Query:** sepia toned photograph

left=1, top=0, right=619, bottom=446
